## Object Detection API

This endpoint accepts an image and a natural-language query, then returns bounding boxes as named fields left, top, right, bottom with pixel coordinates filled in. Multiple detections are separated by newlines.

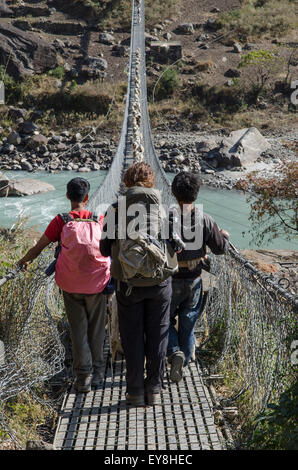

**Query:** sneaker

left=92, top=369, right=104, bottom=388
left=74, top=374, right=92, bottom=393
left=169, top=351, right=185, bottom=383
left=126, top=393, right=145, bottom=407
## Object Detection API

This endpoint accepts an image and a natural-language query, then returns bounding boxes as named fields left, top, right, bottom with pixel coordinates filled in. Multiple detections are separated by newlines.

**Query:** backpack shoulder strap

left=91, top=213, right=99, bottom=223
left=59, top=213, right=73, bottom=224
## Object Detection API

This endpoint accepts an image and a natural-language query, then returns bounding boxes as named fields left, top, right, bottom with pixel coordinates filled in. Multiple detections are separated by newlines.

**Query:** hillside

left=0, top=0, right=297, bottom=188
left=0, top=0, right=297, bottom=134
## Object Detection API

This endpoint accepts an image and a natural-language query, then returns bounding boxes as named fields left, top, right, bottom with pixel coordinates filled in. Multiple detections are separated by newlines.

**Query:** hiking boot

left=92, top=369, right=104, bottom=388
left=126, top=393, right=145, bottom=407
left=145, top=391, right=160, bottom=406
left=169, top=351, right=185, bottom=383
left=74, top=374, right=92, bottom=393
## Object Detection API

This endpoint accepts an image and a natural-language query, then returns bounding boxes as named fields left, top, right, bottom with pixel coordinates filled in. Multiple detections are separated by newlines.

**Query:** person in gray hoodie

left=167, top=171, right=230, bottom=383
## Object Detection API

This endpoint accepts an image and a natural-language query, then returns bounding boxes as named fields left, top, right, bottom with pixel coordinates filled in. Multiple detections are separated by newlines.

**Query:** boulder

left=7, top=131, right=21, bottom=146
left=18, top=121, right=40, bottom=135
left=53, top=38, right=65, bottom=50
left=244, top=43, right=255, bottom=51
left=121, top=36, right=131, bottom=46
left=12, top=20, right=32, bottom=31
left=77, top=167, right=91, bottom=173
left=27, top=134, right=48, bottom=149
left=0, top=0, right=12, bottom=17
left=175, top=23, right=194, bottom=35
left=217, top=128, right=271, bottom=167
left=8, top=107, right=27, bottom=121
left=196, top=138, right=219, bottom=154
left=86, top=56, right=108, bottom=71
left=0, top=24, right=57, bottom=79
left=224, top=68, right=241, bottom=78
left=233, top=43, right=242, bottom=53
left=30, top=110, right=44, bottom=121
left=111, top=45, right=127, bottom=57
left=32, top=21, right=84, bottom=35
left=149, top=41, right=182, bottom=63
left=0, top=178, right=55, bottom=197
left=2, top=143, right=15, bottom=154
left=98, top=33, right=115, bottom=45
left=206, top=18, right=218, bottom=30
left=163, top=32, right=172, bottom=41
left=20, top=161, right=33, bottom=171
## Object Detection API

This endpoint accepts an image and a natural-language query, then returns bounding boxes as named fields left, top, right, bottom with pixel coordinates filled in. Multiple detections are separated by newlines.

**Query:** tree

left=153, top=68, right=180, bottom=101
left=0, top=65, right=25, bottom=105
left=238, top=50, right=284, bottom=102
left=243, top=161, right=298, bottom=245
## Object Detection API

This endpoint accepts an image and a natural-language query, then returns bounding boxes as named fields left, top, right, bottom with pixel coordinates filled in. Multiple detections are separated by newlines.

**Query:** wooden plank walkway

left=54, top=338, right=224, bottom=451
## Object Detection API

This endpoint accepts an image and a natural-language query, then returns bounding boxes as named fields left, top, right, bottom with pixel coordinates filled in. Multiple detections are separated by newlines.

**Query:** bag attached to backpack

left=54, top=212, right=110, bottom=294
left=110, top=187, right=178, bottom=292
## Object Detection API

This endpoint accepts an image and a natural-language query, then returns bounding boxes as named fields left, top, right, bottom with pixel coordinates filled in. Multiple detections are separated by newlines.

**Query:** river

left=0, top=170, right=297, bottom=251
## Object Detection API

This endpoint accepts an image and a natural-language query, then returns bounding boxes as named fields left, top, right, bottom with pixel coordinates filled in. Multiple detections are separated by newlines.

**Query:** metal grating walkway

left=54, top=337, right=224, bottom=451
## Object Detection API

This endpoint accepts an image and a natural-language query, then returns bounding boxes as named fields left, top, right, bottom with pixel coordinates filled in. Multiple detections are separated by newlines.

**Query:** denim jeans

left=167, top=277, right=203, bottom=365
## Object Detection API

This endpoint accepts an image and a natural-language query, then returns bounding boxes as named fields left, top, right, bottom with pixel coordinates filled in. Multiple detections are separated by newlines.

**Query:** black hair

left=172, top=171, right=201, bottom=203
left=67, top=177, right=90, bottom=202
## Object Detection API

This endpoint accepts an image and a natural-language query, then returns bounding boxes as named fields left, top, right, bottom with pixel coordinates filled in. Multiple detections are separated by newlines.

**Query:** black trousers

left=116, top=279, right=172, bottom=395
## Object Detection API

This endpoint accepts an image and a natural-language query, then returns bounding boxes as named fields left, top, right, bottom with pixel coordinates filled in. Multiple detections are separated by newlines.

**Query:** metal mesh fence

left=0, top=0, right=296, bottom=447
left=199, top=248, right=297, bottom=413
left=0, top=252, right=65, bottom=403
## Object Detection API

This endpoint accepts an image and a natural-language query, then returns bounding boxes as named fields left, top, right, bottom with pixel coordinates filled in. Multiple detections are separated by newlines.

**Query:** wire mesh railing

left=199, top=247, right=297, bottom=413
left=0, top=252, right=65, bottom=403
left=0, top=0, right=297, bottom=448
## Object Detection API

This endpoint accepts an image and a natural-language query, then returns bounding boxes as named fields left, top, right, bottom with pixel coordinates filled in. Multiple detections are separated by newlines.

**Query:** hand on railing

left=17, top=261, right=30, bottom=272
left=220, top=229, right=230, bottom=240
left=0, top=265, right=23, bottom=288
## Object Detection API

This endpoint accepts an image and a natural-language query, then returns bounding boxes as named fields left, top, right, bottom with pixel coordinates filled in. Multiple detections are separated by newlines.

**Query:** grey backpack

left=110, top=186, right=178, bottom=292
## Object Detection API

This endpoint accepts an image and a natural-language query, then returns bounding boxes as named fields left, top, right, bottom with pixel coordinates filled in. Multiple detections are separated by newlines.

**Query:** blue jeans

left=167, top=277, right=204, bottom=365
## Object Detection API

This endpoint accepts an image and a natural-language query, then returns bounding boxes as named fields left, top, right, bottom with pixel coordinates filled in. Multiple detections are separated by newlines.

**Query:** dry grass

left=217, top=0, right=298, bottom=40
left=100, top=0, right=179, bottom=29
left=19, top=74, right=126, bottom=133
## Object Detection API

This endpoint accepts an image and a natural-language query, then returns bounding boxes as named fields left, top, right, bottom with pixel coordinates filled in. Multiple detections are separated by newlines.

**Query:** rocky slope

left=0, top=0, right=297, bottom=189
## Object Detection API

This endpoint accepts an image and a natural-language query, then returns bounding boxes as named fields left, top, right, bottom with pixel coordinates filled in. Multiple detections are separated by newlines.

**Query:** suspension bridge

left=0, top=0, right=297, bottom=451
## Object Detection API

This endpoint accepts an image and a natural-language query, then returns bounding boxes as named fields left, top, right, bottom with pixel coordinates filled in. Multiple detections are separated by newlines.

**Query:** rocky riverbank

left=0, top=113, right=117, bottom=173
left=153, top=128, right=297, bottom=190
left=0, top=116, right=296, bottom=191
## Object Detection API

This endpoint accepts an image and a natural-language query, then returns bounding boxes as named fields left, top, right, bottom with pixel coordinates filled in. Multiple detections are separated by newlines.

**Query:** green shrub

left=153, top=68, right=181, bottom=101
left=0, top=66, right=25, bottom=105
left=191, top=83, right=245, bottom=114
left=238, top=50, right=285, bottom=102
left=251, top=381, right=298, bottom=450
left=48, top=66, right=65, bottom=80
left=37, top=82, right=112, bottom=115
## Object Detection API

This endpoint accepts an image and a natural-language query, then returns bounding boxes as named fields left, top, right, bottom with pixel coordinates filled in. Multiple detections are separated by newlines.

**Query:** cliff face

left=0, top=23, right=58, bottom=78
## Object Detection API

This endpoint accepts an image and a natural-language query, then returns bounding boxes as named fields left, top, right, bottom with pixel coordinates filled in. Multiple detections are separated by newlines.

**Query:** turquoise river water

left=0, top=170, right=297, bottom=251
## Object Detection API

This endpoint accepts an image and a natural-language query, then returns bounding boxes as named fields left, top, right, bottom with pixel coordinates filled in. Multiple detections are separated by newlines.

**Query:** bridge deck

left=54, top=338, right=224, bottom=451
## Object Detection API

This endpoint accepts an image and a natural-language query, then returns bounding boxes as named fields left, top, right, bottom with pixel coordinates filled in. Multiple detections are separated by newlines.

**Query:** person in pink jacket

left=18, top=178, right=111, bottom=393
